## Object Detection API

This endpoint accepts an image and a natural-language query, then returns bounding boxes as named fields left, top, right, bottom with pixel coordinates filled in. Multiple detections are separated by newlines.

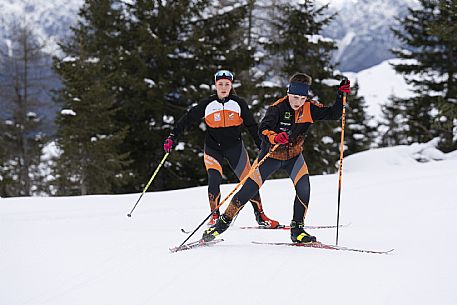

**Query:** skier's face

left=288, top=94, right=307, bottom=110
left=215, top=79, right=232, bottom=99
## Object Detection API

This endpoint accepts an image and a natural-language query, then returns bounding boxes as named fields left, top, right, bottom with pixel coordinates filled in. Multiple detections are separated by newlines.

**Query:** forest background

left=0, top=0, right=455, bottom=197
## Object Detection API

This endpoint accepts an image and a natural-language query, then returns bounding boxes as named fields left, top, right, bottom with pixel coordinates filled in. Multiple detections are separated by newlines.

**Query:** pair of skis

left=180, top=223, right=347, bottom=234
left=170, top=238, right=393, bottom=255
left=171, top=223, right=393, bottom=255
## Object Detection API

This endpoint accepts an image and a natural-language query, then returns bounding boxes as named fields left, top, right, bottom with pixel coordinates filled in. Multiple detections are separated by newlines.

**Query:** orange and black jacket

left=173, top=94, right=261, bottom=151
left=259, top=95, right=344, bottom=160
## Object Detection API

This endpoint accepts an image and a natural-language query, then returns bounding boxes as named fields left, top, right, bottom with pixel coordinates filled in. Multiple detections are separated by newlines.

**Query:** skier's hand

left=163, top=134, right=175, bottom=153
left=338, top=78, right=351, bottom=95
left=274, top=132, right=289, bottom=144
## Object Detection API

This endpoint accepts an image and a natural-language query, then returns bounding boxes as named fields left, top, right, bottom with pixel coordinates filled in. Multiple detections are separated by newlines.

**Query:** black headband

left=287, top=82, right=309, bottom=96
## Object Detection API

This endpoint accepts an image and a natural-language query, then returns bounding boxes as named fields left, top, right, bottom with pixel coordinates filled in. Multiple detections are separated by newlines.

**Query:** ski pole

left=127, top=152, right=170, bottom=217
left=336, top=82, right=348, bottom=245
left=177, top=144, right=280, bottom=247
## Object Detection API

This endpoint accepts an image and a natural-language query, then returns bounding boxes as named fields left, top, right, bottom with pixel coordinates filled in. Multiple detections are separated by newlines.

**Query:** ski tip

left=169, top=239, right=224, bottom=253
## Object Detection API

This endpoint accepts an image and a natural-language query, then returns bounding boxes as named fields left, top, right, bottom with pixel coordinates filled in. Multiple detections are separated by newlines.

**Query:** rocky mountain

left=0, top=0, right=83, bottom=134
left=320, top=0, right=419, bottom=72
left=0, top=0, right=82, bottom=54
left=0, top=0, right=419, bottom=72
left=0, top=0, right=420, bottom=135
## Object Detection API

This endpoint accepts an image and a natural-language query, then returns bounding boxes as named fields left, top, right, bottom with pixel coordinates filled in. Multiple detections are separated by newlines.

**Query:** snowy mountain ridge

left=319, top=0, right=419, bottom=71
left=0, top=0, right=82, bottom=54
left=0, top=0, right=419, bottom=72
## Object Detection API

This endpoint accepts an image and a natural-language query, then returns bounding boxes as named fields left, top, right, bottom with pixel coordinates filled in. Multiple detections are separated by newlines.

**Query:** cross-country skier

left=202, top=72, right=350, bottom=242
left=163, top=70, right=279, bottom=228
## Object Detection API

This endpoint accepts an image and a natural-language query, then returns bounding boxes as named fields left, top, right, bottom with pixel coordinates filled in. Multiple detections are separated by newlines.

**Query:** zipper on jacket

left=222, top=102, right=226, bottom=128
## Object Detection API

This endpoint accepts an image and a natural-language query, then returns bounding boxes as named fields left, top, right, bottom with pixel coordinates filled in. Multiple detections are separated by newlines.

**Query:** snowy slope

left=1, top=143, right=457, bottom=305
left=346, top=58, right=415, bottom=123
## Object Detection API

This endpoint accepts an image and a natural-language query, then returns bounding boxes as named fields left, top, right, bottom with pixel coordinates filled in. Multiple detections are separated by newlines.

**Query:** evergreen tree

left=177, top=1, right=258, bottom=185
left=258, top=1, right=342, bottom=174
left=53, top=0, right=131, bottom=195
left=380, top=95, right=410, bottom=147
left=117, top=1, right=256, bottom=191
left=392, top=0, right=457, bottom=152
left=0, top=23, right=48, bottom=196
left=117, top=0, right=211, bottom=192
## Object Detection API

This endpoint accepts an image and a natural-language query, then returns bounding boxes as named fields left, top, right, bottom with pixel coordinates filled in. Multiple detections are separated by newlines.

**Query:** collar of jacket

left=215, top=95, right=233, bottom=104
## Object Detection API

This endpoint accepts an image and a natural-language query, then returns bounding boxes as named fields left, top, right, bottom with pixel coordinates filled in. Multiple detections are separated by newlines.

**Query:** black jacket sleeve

left=239, top=99, right=262, bottom=148
left=310, top=93, right=344, bottom=121
left=258, top=105, right=280, bottom=145
left=172, top=100, right=206, bottom=139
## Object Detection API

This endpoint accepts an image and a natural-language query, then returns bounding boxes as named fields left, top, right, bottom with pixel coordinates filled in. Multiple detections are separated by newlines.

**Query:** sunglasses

left=214, top=70, right=234, bottom=82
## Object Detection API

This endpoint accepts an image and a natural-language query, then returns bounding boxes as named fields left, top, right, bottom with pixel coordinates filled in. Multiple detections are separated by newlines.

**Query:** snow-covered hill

left=347, top=58, right=414, bottom=123
left=2, top=142, right=457, bottom=305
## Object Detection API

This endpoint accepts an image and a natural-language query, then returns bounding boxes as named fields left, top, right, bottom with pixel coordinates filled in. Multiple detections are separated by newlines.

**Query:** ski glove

left=163, top=134, right=175, bottom=153
left=274, top=132, right=289, bottom=144
left=338, top=78, right=351, bottom=95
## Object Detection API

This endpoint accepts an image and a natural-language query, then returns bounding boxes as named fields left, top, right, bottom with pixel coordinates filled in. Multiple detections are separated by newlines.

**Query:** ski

left=181, top=223, right=348, bottom=234
left=251, top=241, right=394, bottom=255
left=239, top=223, right=348, bottom=230
left=169, top=239, right=224, bottom=253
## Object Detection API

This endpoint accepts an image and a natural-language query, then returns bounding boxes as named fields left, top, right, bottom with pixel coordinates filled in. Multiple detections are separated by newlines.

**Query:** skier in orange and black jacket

left=164, top=70, right=279, bottom=228
left=202, top=72, right=351, bottom=243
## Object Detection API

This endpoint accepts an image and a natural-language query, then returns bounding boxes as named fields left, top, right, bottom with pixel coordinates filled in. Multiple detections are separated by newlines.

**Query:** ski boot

left=255, top=211, right=280, bottom=229
left=207, top=210, right=220, bottom=226
left=251, top=199, right=280, bottom=228
left=290, top=220, right=316, bottom=243
left=202, top=214, right=231, bottom=242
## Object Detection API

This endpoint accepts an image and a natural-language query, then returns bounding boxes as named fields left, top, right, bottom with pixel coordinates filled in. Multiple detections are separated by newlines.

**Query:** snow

left=2, top=143, right=457, bottom=305
left=144, top=78, right=156, bottom=88
left=346, top=58, right=415, bottom=123
left=334, top=31, right=356, bottom=62
left=61, top=109, right=76, bottom=116
left=0, top=0, right=84, bottom=54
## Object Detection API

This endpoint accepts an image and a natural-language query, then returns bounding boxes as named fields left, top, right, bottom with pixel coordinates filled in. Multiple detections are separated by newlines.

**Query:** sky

left=1, top=140, right=457, bottom=305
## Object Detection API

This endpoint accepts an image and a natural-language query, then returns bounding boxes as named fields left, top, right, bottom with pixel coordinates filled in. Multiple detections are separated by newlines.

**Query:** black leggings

left=204, top=142, right=262, bottom=212
left=232, top=152, right=310, bottom=222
